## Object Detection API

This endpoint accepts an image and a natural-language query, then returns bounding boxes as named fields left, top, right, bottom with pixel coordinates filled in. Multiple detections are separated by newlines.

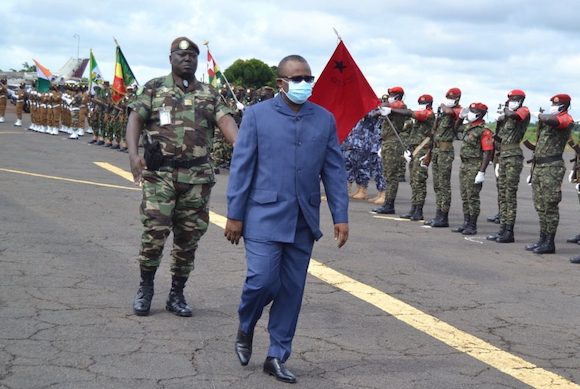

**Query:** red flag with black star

left=310, top=40, right=380, bottom=143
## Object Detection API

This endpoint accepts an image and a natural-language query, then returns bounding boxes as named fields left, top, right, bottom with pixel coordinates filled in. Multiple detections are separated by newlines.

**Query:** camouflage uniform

left=458, top=122, right=493, bottom=220
left=342, top=116, right=374, bottom=188
left=0, top=80, right=7, bottom=121
left=531, top=112, right=573, bottom=237
left=432, top=106, right=461, bottom=214
left=496, top=107, right=530, bottom=225
left=408, top=109, right=435, bottom=208
left=129, top=73, right=233, bottom=277
left=380, top=101, right=407, bottom=203
left=369, top=117, right=386, bottom=192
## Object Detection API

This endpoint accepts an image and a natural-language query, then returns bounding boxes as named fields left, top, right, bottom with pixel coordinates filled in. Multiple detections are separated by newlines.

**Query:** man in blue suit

left=225, top=55, right=349, bottom=384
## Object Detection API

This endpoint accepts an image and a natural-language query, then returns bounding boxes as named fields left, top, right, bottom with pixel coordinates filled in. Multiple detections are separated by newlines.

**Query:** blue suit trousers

left=238, top=211, right=315, bottom=362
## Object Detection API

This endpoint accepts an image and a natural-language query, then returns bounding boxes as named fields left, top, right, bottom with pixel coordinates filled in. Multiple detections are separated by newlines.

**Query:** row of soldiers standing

left=346, top=86, right=578, bottom=261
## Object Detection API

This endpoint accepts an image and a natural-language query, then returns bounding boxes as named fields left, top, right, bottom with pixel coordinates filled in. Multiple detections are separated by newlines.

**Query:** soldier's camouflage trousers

left=382, top=139, right=403, bottom=200
left=459, top=160, right=483, bottom=217
left=432, top=148, right=454, bottom=212
left=498, top=155, right=524, bottom=224
left=532, top=163, right=565, bottom=234
left=138, top=171, right=213, bottom=277
left=344, top=148, right=371, bottom=187
left=410, top=148, right=429, bottom=206
left=0, top=97, right=6, bottom=117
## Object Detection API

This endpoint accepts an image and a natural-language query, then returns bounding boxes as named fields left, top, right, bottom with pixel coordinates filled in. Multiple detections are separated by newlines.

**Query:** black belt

left=160, top=156, right=208, bottom=168
left=534, top=155, right=562, bottom=165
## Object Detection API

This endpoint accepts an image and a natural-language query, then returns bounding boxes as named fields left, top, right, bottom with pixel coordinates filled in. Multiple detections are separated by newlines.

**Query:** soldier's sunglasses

left=280, top=76, right=315, bottom=83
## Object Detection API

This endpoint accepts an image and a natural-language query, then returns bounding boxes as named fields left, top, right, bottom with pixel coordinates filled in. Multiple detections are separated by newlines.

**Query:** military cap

left=551, top=94, right=571, bottom=104
left=508, top=89, right=526, bottom=98
left=418, top=94, right=433, bottom=104
left=469, top=102, right=488, bottom=112
left=388, top=86, right=404, bottom=95
left=446, top=87, right=461, bottom=98
left=170, top=37, right=200, bottom=55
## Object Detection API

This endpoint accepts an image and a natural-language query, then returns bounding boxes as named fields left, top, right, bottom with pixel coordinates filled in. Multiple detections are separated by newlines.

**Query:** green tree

left=223, top=58, right=275, bottom=89
left=21, top=62, right=36, bottom=72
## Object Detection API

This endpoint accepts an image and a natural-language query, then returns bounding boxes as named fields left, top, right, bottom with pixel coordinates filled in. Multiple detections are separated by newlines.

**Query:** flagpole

left=88, top=49, right=93, bottom=92
left=332, top=27, right=342, bottom=42
left=202, top=41, right=242, bottom=108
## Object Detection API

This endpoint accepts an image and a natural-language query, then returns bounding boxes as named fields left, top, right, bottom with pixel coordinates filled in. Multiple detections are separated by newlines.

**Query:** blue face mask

left=282, top=80, right=313, bottom=104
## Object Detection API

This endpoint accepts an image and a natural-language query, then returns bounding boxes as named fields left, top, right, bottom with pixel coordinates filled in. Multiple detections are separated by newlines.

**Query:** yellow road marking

left=94, top=162, right=134, bottom=182
left=372, top=214, right=411, bottom=222
left=33, top=162, right=580, bottom=389
left=0, top=167, right=140, bottom=191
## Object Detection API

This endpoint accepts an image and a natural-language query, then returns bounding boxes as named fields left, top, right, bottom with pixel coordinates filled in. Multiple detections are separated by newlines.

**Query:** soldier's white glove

left=378, top=147, right=382, bottom=158
left=494, top=163, right=500, bottom=178
left=526, top=175, right=532, bottom=185
left=568, top=169, right=575, bottom=183
left=236, top=101, right=245, bottom=111
left=459, top=107, right=470, bottom=119
left=404, top=150, right=412, bottom=163
left=379, top=106, right=391, bottom=116
left=419, top=155, right=428, bottom=169
left=474, top=171, right=485, bottom=184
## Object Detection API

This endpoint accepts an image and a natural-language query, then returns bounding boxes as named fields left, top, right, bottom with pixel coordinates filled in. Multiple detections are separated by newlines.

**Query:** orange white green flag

left=33, top=59, right=52, bottom=93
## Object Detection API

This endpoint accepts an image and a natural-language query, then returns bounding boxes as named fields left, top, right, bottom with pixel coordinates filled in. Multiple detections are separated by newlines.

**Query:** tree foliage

left=223, top=58, right=275, bottom=89
left=9, top=62, right=36, bottom=72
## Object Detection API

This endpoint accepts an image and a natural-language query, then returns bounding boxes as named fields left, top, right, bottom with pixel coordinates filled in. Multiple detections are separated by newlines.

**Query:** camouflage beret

left=170, top=37, right=200, bottom=55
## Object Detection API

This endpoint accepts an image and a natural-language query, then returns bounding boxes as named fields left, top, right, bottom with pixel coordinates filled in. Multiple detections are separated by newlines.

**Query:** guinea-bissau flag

left=207, top=49, right=224, bottom=88
left=310, top=40, right=380, bottom=143
left=33, top=59, right=52, bottom=93
left=112, top=45, right=137, bottom=103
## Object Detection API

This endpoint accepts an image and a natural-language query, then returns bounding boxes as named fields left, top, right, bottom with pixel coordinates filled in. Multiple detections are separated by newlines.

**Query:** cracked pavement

left=1, top=112, right=579, bottom=388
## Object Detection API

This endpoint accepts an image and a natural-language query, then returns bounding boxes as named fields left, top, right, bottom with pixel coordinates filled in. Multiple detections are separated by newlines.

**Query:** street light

left=73, top=34, right=80, bottom=60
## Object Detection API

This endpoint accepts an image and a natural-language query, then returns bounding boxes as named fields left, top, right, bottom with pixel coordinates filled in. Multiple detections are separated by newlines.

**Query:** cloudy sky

left=3, top=0, right=580, bottom=119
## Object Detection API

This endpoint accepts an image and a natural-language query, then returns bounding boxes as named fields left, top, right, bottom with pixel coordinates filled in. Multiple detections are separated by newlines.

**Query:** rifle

left=524, top=109, right=545, bottom=182
left=419, top=107, right=442, bottom=168
left=568, top=139, right=580, bottom=183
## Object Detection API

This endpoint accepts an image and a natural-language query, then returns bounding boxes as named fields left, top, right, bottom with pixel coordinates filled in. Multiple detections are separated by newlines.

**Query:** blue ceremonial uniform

left=227, top=94, right=349, bottom=362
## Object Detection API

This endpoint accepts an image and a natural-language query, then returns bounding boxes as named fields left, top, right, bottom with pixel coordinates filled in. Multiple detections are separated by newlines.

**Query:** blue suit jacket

left=226, top=94, right=349, bottom=243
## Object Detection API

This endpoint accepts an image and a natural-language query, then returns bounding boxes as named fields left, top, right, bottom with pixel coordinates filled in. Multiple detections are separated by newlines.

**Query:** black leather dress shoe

left=263, top=357, right=296, bottom=384
left=235, top=329, right=253, bottom=366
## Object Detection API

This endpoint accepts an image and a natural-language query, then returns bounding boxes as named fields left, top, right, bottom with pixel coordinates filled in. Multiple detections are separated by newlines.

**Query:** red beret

left=508, top=89, right=526, bottom=98
left=388, top=86, right=404, bottom=95
left=418, top=94, right=433, bottom=104
left=551, top=94, right=571, bottom=104
left=469, top=102, right=488, bottom=112
left=446, top=87, right=461, bottom=98
left=170, top=37, right=200, bottom=55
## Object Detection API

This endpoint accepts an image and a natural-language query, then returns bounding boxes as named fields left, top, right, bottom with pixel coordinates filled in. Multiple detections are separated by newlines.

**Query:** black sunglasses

left=280, top=75, right=315, bottom=83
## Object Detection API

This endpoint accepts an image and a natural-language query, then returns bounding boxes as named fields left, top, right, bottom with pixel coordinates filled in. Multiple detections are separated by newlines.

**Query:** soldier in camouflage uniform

left=425, top=88, right=463, bottom=227
left=126, top=37, right=238, bottom=317
left=342, top=114, right=374, bottom=200
left=486, top=90, right=530, bottom=243
left=87, top=85, right=101, bottom=144
left=372, top=86, right=407, bottom=214
left=525, top=94, right=574, bottom=254
left=0, top=78, right=7, bottom=123
left=14, top=83, right=26, bottom=127
left=391, top=94, right=435, bottom=221
left=450, top=103, right=493, bottom=235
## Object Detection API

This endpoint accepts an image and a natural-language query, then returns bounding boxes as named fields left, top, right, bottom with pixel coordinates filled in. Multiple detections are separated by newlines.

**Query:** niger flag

left=112, top=45, right=137, bottom=103
left=310, top=40, right=380, bottom=143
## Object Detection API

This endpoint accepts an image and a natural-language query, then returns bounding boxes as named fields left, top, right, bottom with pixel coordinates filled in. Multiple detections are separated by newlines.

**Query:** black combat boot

left=533, top=233, right=555, bottom=254
left=431, top=210, right=449, bottom=228
left=487, top=213, right=500, bottom=224
left=424, top=209, right=441, bottom=226
left=497, top=224, right=514, bottom=243
left=487, top=224, right=506, bottom=241
left=400, top=205, right=416, bottom=219
left=133, top=267, right=156, bottom=316
left=566, top=234, right=580, bottom=243
left=371, top=199, right=395, bottom=214
left=525, top=232, right=546, bottom=251
left=166, top=276, right=193, bottom=317
left=452, top=214, right=470, bottom=233
left=462, top=215, right=478, bottom=235
left=410, top=205, right=424, bottom=221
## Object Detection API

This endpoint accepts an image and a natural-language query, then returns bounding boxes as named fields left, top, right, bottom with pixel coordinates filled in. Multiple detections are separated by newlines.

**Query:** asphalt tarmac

left=1, top=108, right=579, bottom=389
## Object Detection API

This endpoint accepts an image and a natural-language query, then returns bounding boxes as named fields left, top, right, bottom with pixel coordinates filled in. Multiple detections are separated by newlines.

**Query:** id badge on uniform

left=159, top=105, right=171, bottom=126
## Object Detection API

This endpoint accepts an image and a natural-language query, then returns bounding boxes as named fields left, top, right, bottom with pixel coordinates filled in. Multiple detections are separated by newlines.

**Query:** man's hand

left=334, top=223, right=349, bottom=248
left=129, top=153, right=146, bottom=186
left=403, top=149, right=412, bottom=163
left=225, top=218, right=243, bottom=245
